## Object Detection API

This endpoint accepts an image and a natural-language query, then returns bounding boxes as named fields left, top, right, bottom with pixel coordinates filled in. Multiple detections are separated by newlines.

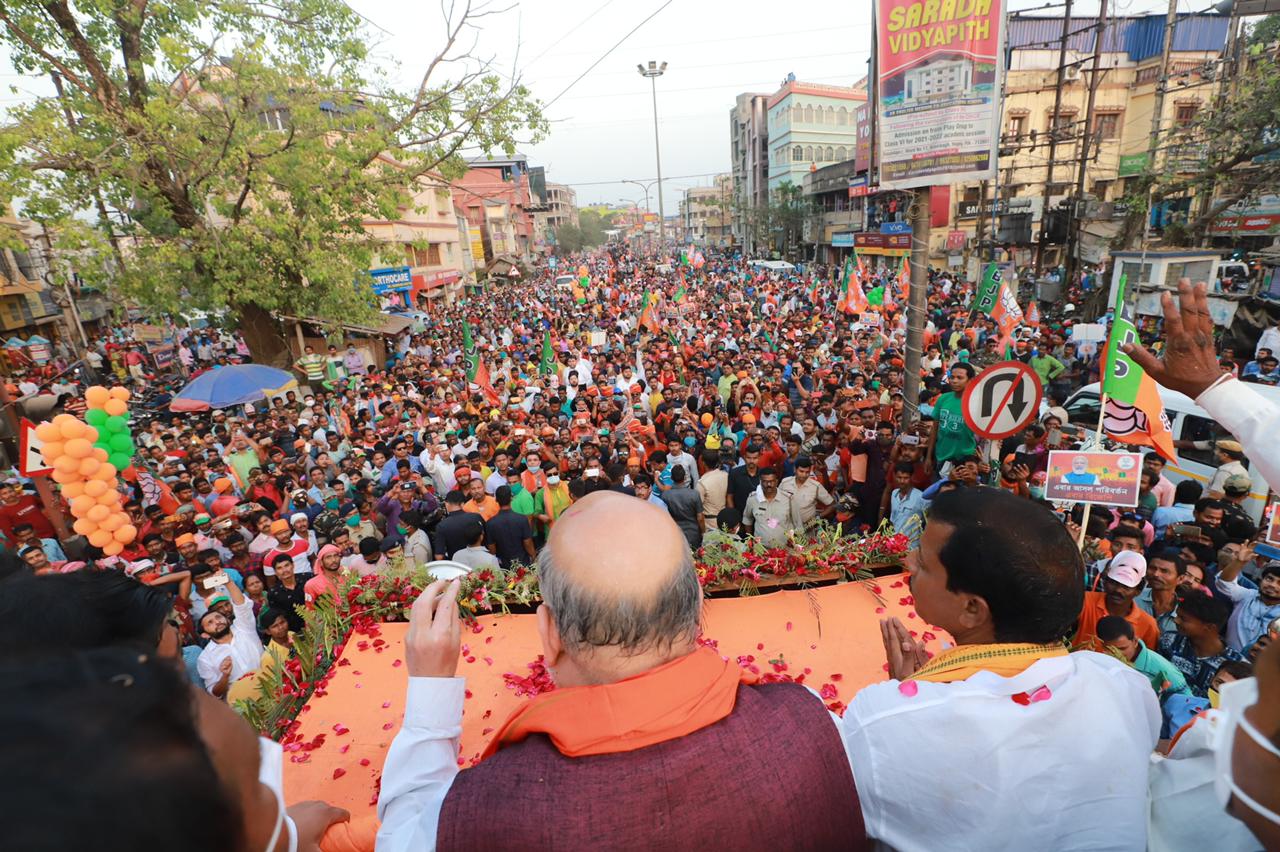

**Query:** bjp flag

left=1101, top=276, right=1176, bottom=460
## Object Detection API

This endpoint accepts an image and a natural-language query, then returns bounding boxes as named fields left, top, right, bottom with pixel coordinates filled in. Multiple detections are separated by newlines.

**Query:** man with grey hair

left=377, top=491, right=867, bottom=850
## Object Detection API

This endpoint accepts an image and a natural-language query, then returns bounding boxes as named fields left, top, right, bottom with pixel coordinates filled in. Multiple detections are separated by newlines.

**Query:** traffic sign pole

left=961, top=360, right=1043, bottom=441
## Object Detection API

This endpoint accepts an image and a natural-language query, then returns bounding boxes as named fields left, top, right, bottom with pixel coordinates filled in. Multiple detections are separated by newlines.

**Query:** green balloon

left=109, top=433, right=133, bottom=453
left=85, top=409, right=108, bottom=427
left=105, top=415, right=128, bottom=434
left=109, top=452, right=131, bottom=470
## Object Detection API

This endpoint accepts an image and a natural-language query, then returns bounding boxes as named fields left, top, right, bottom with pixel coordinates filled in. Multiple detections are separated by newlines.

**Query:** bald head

left=537, top=492, right=701, bottom=680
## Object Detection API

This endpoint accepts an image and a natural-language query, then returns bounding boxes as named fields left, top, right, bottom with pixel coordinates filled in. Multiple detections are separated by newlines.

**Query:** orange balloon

left=54, top=455, right=81, bottom=476
left=91, top=464, right=117, bottom=482
left=78, top=456, right=101, bottom=478
left=101, top=541, right=124, bottom=556
left=34, top=422, right=61, bottom=443
left=52, top=413, right=77, bottom=428
left=69, top=496, right=96, bottom=517
left=88, top=529, right=113, bottom=548
left=96, top=490, right=119, bottom=507
left=87, top=504, right=110, bottom=523
left=60, top=481, right=86, bottom=499
left=40, top=440, right=64, bottom=462
left=51, top=469, right=79, bottom=485
left=113, top=524, right=137, bottom=544
left=85, top=386, right=110, bottom=407
left=64, top=438, right=93, bottom=459
left=99, top=512, right=125, bottom=532
left=72, top=518, right=97, bottom=536
left=92, top=447, right=108, bottom=463
left=82, top=479, right=108, bottom=498
left=58, top=419, right=86, bottom=441
left=82, top=426, right=99, bottom=444
left=108, top=387, right=131, bottom=402
left=103, top=399, right=128, bottom=417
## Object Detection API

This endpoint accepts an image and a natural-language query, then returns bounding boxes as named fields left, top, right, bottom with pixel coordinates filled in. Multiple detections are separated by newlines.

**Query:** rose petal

left=382, top=722, right=395, bottom=730
left=332, top=768, right=346, bottom=780
left=359, top=758, right=371, bottom=767
left=898, top=681, right=919, bottom=697
left=339, top=744, right=350, bottom=754
left=392, top=659, right=403, bottom=668
left=785, top=621, right=793, bottom=632
left=382, top=702, right=392, bottom=709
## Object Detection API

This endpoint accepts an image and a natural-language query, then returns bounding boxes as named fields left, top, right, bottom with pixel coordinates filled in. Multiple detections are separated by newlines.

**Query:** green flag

left=1101, top=274, right=1177, bottom=459
left=673, top=284, right=687, bottom=304
left=763, top=329, right=777, bottom=352
left=975, top=263, right=1002, bottom=315
left=539, top=330, right=555, bottom=376
left=462, top=320, right=478, bottom=382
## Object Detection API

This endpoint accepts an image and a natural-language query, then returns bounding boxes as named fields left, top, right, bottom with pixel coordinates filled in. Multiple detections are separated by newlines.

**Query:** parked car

left=1064, top=381, right=1278, bottom=522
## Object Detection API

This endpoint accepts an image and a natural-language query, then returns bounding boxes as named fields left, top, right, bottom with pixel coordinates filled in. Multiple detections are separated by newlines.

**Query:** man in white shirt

left=195, top=579, right=264, bottom=699
left=842, top=488, right=1159, bottom=851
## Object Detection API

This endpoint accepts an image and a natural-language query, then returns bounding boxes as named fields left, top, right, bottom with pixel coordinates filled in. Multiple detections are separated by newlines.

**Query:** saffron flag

left=1026, top=300, right=1041, bottom=326
left=462, top=320, right=501, bottom=405
left=897, top=257, right=910, bottom=304
left=1101, top=276, right=1177, bottom=460
left=673, top=284, right=687, bottom=304
left=538, top=331, right=555, bottom=376
left=638, top=290, right=660, bottom=334
left=988, top=277, right=1024, bottom=354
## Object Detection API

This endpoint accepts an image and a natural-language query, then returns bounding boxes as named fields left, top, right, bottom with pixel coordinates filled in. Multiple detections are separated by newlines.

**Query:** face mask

left=527, top=461, right=540, bottom=472
left=1029, top=485, right=1046, bottom=500
left=509, top=483, right=523, bottom=495
left=257, top=737, right=291, bottom=852
left=1214, top=676, right=1280, bottom=827
left=325, top=499, right=339, bottom=510
left=546, top=475, right=561, bottom=485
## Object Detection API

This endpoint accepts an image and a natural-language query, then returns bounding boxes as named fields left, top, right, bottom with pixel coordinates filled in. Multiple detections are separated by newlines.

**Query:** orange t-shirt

left=1073, top=591, right=1159, bottom=652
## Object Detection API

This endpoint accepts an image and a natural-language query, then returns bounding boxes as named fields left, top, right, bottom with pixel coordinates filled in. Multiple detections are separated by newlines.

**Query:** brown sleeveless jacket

left=438, top=681, right=867, bottom=851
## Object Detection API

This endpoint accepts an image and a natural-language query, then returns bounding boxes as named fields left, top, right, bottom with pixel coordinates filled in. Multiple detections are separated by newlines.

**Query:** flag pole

left=1075, top=277, right=1126, bottom=549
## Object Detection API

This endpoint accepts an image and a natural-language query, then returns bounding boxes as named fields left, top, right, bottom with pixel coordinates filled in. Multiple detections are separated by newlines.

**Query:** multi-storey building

left=765, top=78, right=866, bottom=194
left=730, top=92, right=770, bottom=251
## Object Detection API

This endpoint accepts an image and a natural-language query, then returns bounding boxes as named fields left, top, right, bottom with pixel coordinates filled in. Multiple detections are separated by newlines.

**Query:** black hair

left=1214, top=660, right=1253, bottom=681
left=0, top=648, right=241, bottom=852
left=716, top=507, right=742, bottom=530
left=893, top=461, right=915, bottom=475
left=670, top=464, right=686, bottom=484
left=358, top=537, right=380, bottom=558
left=1096, top=615, right=1135, bottom=643
left=949, top=362, right=975, bottom=379
left=1149, top=549, right=1187, bottom=576
left=0, top=572, right=173, bottom=655
left=444, top=490, right=466, bottom=507
left=1194, top=498, right=1224, bottom=515
left=1177, top=589, right=1231, bottom=633
left=495, top=485, right=513, bottom=507
left=928, top=489, right=1083, bottom=644
left=1111, top=524, right=1144, bottom=544
left=1173, top=479, right=1203, bottom=504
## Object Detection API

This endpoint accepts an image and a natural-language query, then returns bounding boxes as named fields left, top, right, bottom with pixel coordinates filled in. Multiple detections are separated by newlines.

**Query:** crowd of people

left=0, top=245, right=1278, bottom=850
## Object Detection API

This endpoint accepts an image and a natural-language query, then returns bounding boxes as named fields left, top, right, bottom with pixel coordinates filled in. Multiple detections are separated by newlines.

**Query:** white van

left=1064, top=381, right=1278, bottom=522
left=554, top=274, right=576, bottom=290
left=748, top=259, right=796, bottom=273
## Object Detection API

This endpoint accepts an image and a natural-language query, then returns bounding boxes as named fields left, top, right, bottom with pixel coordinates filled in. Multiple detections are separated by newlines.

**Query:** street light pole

left=637, top=61, right=667, bottom=247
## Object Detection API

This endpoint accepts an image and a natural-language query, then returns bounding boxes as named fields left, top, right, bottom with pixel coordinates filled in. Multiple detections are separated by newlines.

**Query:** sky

left=0, top=0, right=1190, bottom=214
left=345, top=0, right=1187, bottom=211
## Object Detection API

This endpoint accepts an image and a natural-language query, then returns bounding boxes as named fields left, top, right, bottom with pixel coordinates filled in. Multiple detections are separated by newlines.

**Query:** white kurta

left=841, top=651, right=1160, bottom=852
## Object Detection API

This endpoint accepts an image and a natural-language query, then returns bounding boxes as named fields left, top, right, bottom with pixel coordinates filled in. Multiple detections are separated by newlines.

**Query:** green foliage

left=577, top=208, right=613, bottom=247
left=0, top=0, right=546, bottom=352
left=554, top=223, right=583, bottom=252
left=1247, top=14, right=1280, bottom=47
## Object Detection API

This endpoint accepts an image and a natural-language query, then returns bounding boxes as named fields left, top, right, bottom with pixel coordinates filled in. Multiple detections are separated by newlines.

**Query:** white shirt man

left=195, top=585, right=264, bottom=696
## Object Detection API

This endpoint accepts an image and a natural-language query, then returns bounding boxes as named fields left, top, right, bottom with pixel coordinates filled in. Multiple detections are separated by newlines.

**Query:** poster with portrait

left=1044, top=450, right=1143, bottom=508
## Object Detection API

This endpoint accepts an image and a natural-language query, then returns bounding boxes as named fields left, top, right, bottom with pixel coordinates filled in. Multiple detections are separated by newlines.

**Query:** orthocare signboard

left=874, top=0, right=1006, bottom=189
left=369, top=266, right=412, bottom=294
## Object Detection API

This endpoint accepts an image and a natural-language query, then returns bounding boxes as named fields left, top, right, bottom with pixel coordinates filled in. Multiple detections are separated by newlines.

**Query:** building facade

left=765, top=79, right=865, bottom=194
left=452, top=155, right=537, bottom=266
left=681, top=175, right=733, bottom=247
left=730, top=92, right=770, bottom=251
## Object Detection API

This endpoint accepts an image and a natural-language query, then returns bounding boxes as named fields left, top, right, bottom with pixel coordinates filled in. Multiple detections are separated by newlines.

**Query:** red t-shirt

left=0, top=495, right=54, bottom=539
left=262, top=538, right=312, bottom=577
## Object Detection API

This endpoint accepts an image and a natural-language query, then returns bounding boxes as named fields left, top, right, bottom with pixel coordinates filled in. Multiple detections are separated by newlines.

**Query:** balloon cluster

left=36, top=386, right=137, bottom=556
left=84, top=386, right=136, bottom=471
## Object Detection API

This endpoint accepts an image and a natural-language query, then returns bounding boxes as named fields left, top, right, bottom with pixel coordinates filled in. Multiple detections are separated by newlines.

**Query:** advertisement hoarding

left=874, top=0, right=1006, bottom=189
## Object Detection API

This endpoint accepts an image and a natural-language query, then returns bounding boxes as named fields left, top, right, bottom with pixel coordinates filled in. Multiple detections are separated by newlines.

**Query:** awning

left=280, top=313, right=415, bottom=337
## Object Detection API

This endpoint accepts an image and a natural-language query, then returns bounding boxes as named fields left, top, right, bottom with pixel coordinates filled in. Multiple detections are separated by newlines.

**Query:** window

left=259, top=108, right=291, bottom=131
left=792, top=105, right=802, bottom=123
left=1175, top=105, right=1199, bottom=127
left=825, top=106, right=835, bottom=125
left=804, top=145, right=813, bottom=161
left=792, top=145, right=803, bottom=162
left=1064, top=390, right=1101, bottom=426
left=1093, top=112, right=1121, bottom=140
left=837, top=106, right=849, bottom=125
left=824, top=145, right=834, bottom=160
left=804, top=105, right=814, bottom=123
left=835, top=145, right=847, bottom=161
left=1091, top=180, right=1113, bottom=200
left=1179, top=414, right=1240, bottom=468
left=1007, top=115, right=1026, bottom=137
left=1048, top=111, right=1075, bottom=134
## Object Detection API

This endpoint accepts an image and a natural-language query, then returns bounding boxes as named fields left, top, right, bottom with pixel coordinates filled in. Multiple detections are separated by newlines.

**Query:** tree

left=0, top=0, right=545, bottom=360
left=1247, top=14, right=1280, bottom=48
left=577, top=209, right=613, bottom=247
left=554, top=223, right=583, bottom=253
left=1119, top=53, right=1280, bottom=246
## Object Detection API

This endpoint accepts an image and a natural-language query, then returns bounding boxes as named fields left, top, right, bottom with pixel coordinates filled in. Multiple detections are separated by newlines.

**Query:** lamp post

left=636, top=60, right=667, bottom=247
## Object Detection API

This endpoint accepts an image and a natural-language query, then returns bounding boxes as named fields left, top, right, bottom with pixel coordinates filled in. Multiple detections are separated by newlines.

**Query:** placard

left=1044, top=450, right=1142, bottom=507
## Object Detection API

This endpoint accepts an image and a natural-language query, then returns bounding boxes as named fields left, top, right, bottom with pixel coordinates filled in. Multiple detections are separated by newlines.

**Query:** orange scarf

left=484, top=646, right=757, bottom=759
left=908, top=642, right=1068, bottom=684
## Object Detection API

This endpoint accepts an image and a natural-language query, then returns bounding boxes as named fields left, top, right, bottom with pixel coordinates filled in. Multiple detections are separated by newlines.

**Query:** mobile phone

left=1048, top=428, right=1063, bottom=447
left=864, top=428, right=876, bottom=440
left=202, top=571, right=230, bottom=590
left=1171, top=524, right=1202, bottom=539
left=585, top=469, right=599, bottom=478
left=1014, top=452, right=1037, bottom=471
left=900, top=434, right=920, bottom=446
left=1255, top=542, right=1280, bottom=562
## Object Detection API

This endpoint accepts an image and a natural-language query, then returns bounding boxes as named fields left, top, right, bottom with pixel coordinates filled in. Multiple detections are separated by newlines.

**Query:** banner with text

left=874, top=0, right=1006, bottom=190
